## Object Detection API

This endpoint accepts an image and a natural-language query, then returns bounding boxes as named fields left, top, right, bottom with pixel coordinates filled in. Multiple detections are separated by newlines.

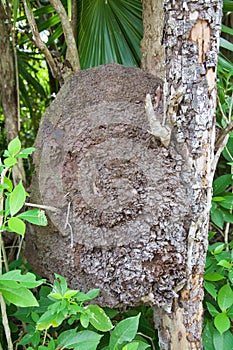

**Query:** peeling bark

left=141, top=1, right=222, bottom=349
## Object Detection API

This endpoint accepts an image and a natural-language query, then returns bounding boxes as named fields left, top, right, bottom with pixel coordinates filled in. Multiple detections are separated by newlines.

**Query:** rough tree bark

left=0, top=2, right=25, bottom=184
left=141, top=0, right=222, bottom=349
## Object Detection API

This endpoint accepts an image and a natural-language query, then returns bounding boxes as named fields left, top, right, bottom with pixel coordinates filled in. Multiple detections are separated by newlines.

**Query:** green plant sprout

left=0, top=138, right=152, bottom=350
left=0, top=137, right=47, bottom=350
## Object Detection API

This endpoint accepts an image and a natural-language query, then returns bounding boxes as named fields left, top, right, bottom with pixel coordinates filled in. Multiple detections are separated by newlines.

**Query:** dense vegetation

left=0, top=1, right=233, bottom=349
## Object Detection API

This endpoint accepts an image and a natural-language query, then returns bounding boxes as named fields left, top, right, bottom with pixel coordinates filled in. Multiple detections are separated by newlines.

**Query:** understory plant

left=202, top=57, right=233, bottom=349
left=0, top=137, right=156, bottom=350
left=0, top=137, right=47, bottom=349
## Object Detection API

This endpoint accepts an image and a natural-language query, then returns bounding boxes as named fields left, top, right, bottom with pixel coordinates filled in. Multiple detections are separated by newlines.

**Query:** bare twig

left=22, top=0, right=61, bottom=81
left=49, top=0, right=80, bottom=72
left=64, top=202, right=73, bottom=248
left=0, top=294, right=13, bottom=350
left=25, top=202, right=61, bottom=213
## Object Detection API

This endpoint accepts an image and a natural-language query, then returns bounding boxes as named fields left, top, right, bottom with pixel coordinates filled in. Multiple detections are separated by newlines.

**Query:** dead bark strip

left=141, top=1, right=222, bottom=349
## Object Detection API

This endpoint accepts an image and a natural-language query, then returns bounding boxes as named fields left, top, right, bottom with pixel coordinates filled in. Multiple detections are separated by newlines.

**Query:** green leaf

left=9, top=180, right=26, bottom=216
left=18, top=147, right=36, bottom=158
left=80, top=312, right=90, bottom=328
left=17, top=209, right=47, bottom=226
left=4, top=157, right=18, bottom=167
left=204, top=281, right=217, bottom=300
left=202, top=321, right=215, bottom=350
left=122, top=342, right=140, bottom=350
left=217, top=260, right=232, bottom=269
left=0, top=270, right=44, bottom=288
left=220, top=37, right=233, bottom=53
left=217, top=284, right=233, bottom=311
left=76, top=289, right=100, bottom=302
left=8, top=217, right=26, bottom=236
left=18, top=331, right=41, bottom=347
left=57, top=329, right=103, bottom=350
left=0, top=284, right=39, bottom=307
left=78, top=0, right=143, bottom=69
left=8, top=137, right=21, bottom=157
left=213, top=174, right=232, bottom=195
left=214, top=313, right=231, bottom=334
left=221, top=24, right=233, bottom=36
left=206, top=302, right=219, bottom=317
left=36, top=309, right=61, bottom=330
left=210, top=205, right=224, bottom=229
left=213, top=329, right=233, bottom=350
left=219, top=194, right=233, bottom=210
left=213, top=243, right=226, bottom=255
left=204, top=273, right=225, bottom=282
left=109, top=314, right=141, bottom=350
left=85, top=305, right=113, bottom=331
left=4, top=176, right=13, bottom=192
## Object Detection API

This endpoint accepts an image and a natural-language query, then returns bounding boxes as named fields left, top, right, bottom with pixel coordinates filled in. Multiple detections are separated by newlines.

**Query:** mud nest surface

left=27, top=63, right=191, bottom=308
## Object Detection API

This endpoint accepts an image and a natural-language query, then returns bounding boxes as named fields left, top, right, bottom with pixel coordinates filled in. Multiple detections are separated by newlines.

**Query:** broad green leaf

left=0, top=285, right=39, bottom=307
left=80, top=312, right=90, bottom=328
left=219, top=195, right=233, bottom=210
left=18, top=331, right=41, bottom=347
left=217, top=284, right=233, bottom=311
left=206, top=302, right=219, bottom=317
left=210, top=205, right=224, bottom=229
left=18, top=147, right=36, bottom=158
left=76, top=289, right=100, bottom=302
left=57, top=329, right=103, bottom=350
left=8, top=137, right=21, bottom=157
left=217, top=260, right=232, bottom=269
left=204, top=281, right=217, bottom=300
left=4, top=176, right=13, bottom=192
left=36, top=310, right=60, bottom=330
left=202, top=321, right=215, bottom=350
left=122, top=342, right=139, bottom=350
left=4, top=157, right=18, bottom=167
left=214, top=313, right=231, bottom=334
left=86, top=305, right=113, bottom=331
left=17, top=209, right=47, bottom=226
left=9, top=180, right=26, bottom=216
left=8, top=217, right=26, bottom=236
left=0, top=270, right=44, bottom=288
left=213, top=243, right=226, bottom=255
left=204, top=273, right=225, bottom=282
left=85, top=288, right=100, bottom=300
left=213, top=174, right=232, bottom=195
left=109, top=314, right=141, bottom=350
left=213, top=329, right=233, bottom=350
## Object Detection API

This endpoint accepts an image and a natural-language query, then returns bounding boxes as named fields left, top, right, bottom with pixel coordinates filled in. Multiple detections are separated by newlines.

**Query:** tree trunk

left=0, top=2, right=25, bottom=184
left=141, top=0, right=222, bottom=349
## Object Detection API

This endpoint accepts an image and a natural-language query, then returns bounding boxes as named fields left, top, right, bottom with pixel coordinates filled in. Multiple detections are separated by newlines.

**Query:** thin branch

left=0, top=293, right=13, bottom=350
left=49, top=0, right=80, bottom=72
left=22, top=0, right=61, bottom=82
left=25, top=202, right=61, bottom=213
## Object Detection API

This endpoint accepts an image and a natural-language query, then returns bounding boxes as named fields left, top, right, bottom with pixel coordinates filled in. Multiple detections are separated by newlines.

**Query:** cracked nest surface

left=27, top=63, right=192, bottom=308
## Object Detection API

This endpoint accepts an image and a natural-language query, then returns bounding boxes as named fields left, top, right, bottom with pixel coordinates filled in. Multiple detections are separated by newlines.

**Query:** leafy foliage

left=203, top=5, right=233, bottom=344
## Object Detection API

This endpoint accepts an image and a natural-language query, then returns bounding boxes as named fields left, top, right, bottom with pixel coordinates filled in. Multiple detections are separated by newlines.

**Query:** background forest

left=0, top=0, right=233, bottom=349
